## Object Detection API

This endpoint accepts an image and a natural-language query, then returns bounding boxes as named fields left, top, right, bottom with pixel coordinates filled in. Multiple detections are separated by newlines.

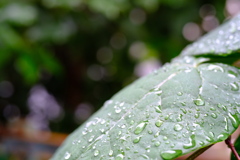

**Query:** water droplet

left=164, top=115, right=170, bottom=120
left=230, top=82, right=239, bottom=91
left=160, top=150, right=182, bottom=160
left=130, top=120, right=135, bottom=125
left=154, top=131, right=160, bottom=138
left=155, top=105, right=162, bottom=113
left=155, top=141, right=161, bottom=147
left=217, top=133, right=228, bottom=141
left=193, top=98, right=205, bottom=106
left=155, top=120, right=163, bottom=127
left=176, top=114, right=183, bottom=122
left=207, top=64, right=224, bottom=72
left=109, top=150, right=113, bottom=156
left=174, top=124, right=183, bottom=131
left=224, top=117, right=229, bottom=131
left=133, top=136, right=141, bottom=143
left=194, top=113, right=200, bottom=118
left=94, top=150, right=100, bottom=156
left=163, top=136, right=168, bottom=140
left=210, top=107, right=216, bottom=111
left=180, top=108, right=187, bottom=114
left=228, top=70, right=237, bottom=78
left=181, top=102, right=186, bottom=106
left=183, top=135, right=196, bottom=149
left=115, top=154, right=124, bottom=160
left=148, top=130, right=153, bottom=134
left=141, top=154, right=149, bottom=159
left=115, top=107, right=121, bottom=113
left=64, top=151, right=71, bottom=159
left=177, top=92, right=183, bottom=96
left=88, top=135, right=95, bottom=142
left=211, top=113, right=218, bottom=119
left=228, top=113, right=239, bottom=128
left=134, top=121, right=148, bottom=135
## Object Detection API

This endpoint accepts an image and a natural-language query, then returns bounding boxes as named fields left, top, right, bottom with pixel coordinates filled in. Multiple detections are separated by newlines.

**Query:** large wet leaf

left=51, top=15, right=240, bottom=160
left=51, top=59, right=240, bottom=160
left=181, top=14, right=240, bottom=57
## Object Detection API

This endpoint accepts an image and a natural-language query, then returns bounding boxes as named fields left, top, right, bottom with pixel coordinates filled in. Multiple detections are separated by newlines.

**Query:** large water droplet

left=207, top=64, right=224, bottom=72
left=230, top=82, right=239, bottom=91
left=134, top=121, right=148, bottom=135
left=217, top=133, right=228, bottom=141
left=183, top=135, right=196, bottom=149
left=155, top=120, right=163, bottom=127
left=94, top=150, right=100, bottom=156
left=160, top=150, right=182, bottom=160
left=115, top=154, right=124, bottom=160
left=193, top=98, right=205, bottom=106
left=174, top=124, right=183, bottom=131
left=228, top=70, right=238, bottom=78
left=133, top=136, right=141, bottom=143
left=64, top=151, right=71, bottom=159
left=228, top=113, right=239, bottom=128
left=224, top=117, right=229, bottom=131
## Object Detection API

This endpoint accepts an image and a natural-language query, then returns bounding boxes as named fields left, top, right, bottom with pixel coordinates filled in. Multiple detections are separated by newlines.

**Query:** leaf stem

left=225, top=136, right=240, bottom=160
left=185, top=144, right=213, bottom=160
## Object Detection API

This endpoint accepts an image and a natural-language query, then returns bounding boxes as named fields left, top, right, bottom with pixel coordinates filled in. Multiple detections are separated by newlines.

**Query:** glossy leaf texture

left=181, top=14, right=240, bottom=57
left=51, top=15, right=240, bottom=160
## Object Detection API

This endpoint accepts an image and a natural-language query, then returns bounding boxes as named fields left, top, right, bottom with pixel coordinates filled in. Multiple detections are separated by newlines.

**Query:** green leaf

left=52, top=14, right=240, bottom=160
left=181, top=14, right=240, bottom=57
left=51, top=59, right=240, bottom=160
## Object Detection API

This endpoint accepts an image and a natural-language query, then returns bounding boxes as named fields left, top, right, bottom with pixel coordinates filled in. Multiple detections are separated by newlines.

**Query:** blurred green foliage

left=0, top=0, right=228, bottom=133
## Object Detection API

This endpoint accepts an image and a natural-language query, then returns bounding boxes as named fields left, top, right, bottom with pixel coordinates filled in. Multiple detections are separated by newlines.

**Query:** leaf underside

left=51, top=15, right=240, bottom=160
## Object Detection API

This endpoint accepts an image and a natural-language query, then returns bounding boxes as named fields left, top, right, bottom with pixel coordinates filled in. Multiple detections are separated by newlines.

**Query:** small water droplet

left=64, top=151, right=71, bottom=159
left=230, top=82, right=239, bottom=91
left=109, top=150, right=113, bottom=156
left=155, top=120, right=163, bottom=127
left=176, top=114, right=183, bottom=122
left=210, top=107, right=216, bottom=111
left=88, top=135, right=95, bottom=142
left=174, top=124, right=183, bottom=131
left=154, top=131, right=160, bottom=138
left=155, top=105, right=162, bottom=113
left=160, top=150, right=182, bottom=160
left=164, top=115, right=170, bottom=120
left=115, top=107, right=121, bottom=113
left=181, top=102, right=186, bottom=106
left=224, top=117, right=229, bottom=131
left=130, top=120, right=135, bottom=125
left=177, top=92, right=183, bottom=96
left=94, top=150, right=100, bottom=156
left=183, top=135, right=196, bottom=149
left=134, top=121, right=148, bottom=135
left=194, top=113, right=200, bottom=118
left=133, top=136, right=141, bottom=143
left=193, top=98, right=205, bottom=106
left=155, top=141, right=161, bottom=147
left=115, top=154, right=124, bottom=160
left=148, top=130, right=153, bottom=134
left=163, top=136, right=168, bottom=140
left=180, top=108, right=187, bottom=114
left=211, top=113, right=218, bottom=119
left=141, top=154, right=150, bottom=159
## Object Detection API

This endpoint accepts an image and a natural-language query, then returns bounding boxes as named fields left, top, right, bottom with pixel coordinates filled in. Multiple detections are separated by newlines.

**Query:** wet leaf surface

left=52, top=14, right=240, bottom=160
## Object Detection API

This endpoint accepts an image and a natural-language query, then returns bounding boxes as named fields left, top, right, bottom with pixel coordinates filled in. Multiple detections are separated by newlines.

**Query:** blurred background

left=0, top=0, right=239, bottom=159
